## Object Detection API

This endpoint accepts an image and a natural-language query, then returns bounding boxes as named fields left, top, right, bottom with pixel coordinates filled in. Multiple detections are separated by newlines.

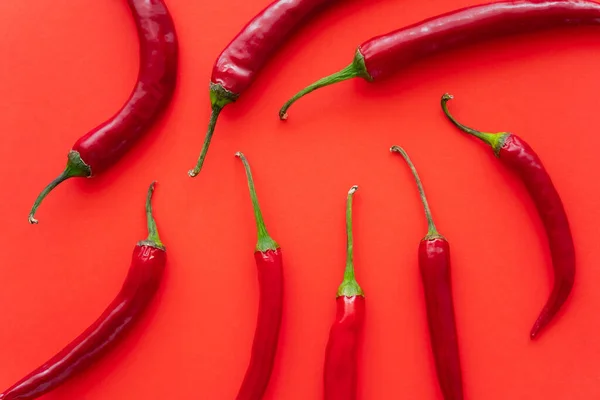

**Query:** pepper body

left=75, top=0, right=178, bottom=174
left=441, top=94, right=575, bottom=339
left=498, top=134, right=575, bottom=338
left=0, top=244, right=166, bottom=400
left=212, top=0, right=336, bottom=96
left=280, top=0, right=600, bottom=118
left=190, top=0, right=339, bottom=176
left=361, top=0, right=600, bottom=80
left=235, top=153, right=284, bottom=400
left=236, top=248, right=284, bottom=400
left=323, top=295, right=365, bottom=400
left=419, top=237, right=463, bottom=400
left=6, top=183, right=165, bottom=399
left=28, top=0, right=178, bottom=224
left=322, top=186, right=363, bottom=400
left=391, top=147, right=464, bottom=399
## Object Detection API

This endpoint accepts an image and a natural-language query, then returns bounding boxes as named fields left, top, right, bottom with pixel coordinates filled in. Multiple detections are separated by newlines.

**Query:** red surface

left=0, top=0, right=599, bottom=399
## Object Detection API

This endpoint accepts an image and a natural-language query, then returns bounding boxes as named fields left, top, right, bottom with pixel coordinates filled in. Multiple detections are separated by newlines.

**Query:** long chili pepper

left=235, top=152, right=283, bottom=400
left=323, top=185, right=364, bottom=400
left=391, top=146, right=464, bottom=400
left=28, top=0, right=178, bottom=224
left=187, top=0, right=339, bottom=177
left=441, top=94, right=575, bottom=340
left=1, top=182, right=166, bottom=400
left=279, top=0, right=600, bottom=119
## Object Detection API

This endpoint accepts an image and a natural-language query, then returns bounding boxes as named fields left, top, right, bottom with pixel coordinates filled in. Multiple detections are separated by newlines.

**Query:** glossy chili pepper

left=187, top=0, right=339, bottom=177
left=1, top=182, right=166, bottom=400
left=441, top=94, right=575, bottom=340
left=391, top=146, right=464, bottom=400
left=279, top=0, right=600, bottom=119
left=235, top=152, right=283, bottom=400
left=28, top=0, right=178, bottom=224
left=323, top=185, right=364, bottom=400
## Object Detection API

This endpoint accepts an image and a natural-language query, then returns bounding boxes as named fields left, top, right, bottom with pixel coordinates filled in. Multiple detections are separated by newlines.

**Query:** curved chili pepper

left=279, top=0, right=600, bottom=119
left=323, top=185, right=364, bottom=400
left=235, top=152, right=283, bottom=400
left=1, top=182, right=166, bottom=400
left=28, top=0, right=178, bottom=224
left=391, top=146, right=464, bottom=400
left=187, top=0, right=339, bottom=177
left=441, top=94, right=575, bottom=340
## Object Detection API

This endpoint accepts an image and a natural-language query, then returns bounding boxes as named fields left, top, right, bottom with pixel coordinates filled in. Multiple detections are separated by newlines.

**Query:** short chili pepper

left=235, top=152, right=284, bottom=400
left=1, top=182, right=166, bottom=400
left=28, top=0, right=178, bottom=224
left=323, top=185, right=364, bottom=400
left=279, top=0, right=600, bottom=119
left=188, top=0, right=340, bottom=177
left=441, top=94, right=575, bottom=340
left=391, top=146, right=464, bottom=400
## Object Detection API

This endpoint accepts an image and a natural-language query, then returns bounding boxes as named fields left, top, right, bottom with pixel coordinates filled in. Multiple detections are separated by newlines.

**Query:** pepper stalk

left=390, top=146, right=443, bottom=240
left=235, top=152, right=279, bottom=252
left=337, top=185, right=363, bottom=297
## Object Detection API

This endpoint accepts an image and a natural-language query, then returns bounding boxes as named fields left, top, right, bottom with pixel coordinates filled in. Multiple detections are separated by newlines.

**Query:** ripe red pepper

left=323, top=185, right=365, bottom=400
left=391, top=146, right=464, bottom=400
left=1, top=182, right=166, bottom=400
left=441, top=94, right=575, bottom=340
left=235, top=152, right=283, bottom=400
left=279, top=0, right=600, bottom=118
left=188, top=0, right=339, bottom=177
left=28, top=0, right=178, bottom=224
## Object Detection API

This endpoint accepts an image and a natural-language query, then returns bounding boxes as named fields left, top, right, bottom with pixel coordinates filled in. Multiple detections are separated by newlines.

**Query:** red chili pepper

left=187, top=0, right=339, bottom=177
left=391, top=146, right=464, bottom=400
left=441, top=94, right=575, bottom=340
left=28, top=0, right=178, bottom=224
left=1, top=182, right=166, bottom=400
left=323, top=185, right=364, bottom=400
left=235, top=152, right=283, bottom=400
left=279, top=0, right=600, bottom=119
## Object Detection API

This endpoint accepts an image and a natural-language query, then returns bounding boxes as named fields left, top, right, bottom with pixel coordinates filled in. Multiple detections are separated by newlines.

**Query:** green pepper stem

left=28, top=150, right=91, bottom=224
left=142, top=181, right=164, bottom=249
left=390, top=146, right=440, bottom=238
left=188, top=84, right=238, bottom=178
left=235, top=152, right=279, bottom=252
left=441, top=93, right=506, bottom=153
left=188, top=105, right=222, bottom=178
left=337, top=185, right=364, bottom=297
left=279, top=49, right=372, bottom=120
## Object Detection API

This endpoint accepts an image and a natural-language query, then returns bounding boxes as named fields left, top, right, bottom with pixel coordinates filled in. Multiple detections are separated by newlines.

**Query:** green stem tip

left=139, top=181, right=164, bottom=250
left=279, top=49, right=372, bottom=121
left=337, top=185, right=364, bottom=297
left=390, top=146, right=441, bottom=239
left=28, top=150, right=91, bottom=224
left=188, top=83, right=238, bottom=178
left=235, top=152, right=279, bottom=253
left=441, top=93, right=507, bottom=154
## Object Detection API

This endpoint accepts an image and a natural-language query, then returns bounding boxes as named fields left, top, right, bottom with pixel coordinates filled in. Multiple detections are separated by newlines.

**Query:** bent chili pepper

left=391, top=146, right=464, bottom=400
left=441, top=94, right=575, bottom=340
left=28, top=0, right=178, bottom=224
left=235, top=152, right=283, bottom=400
left=323, top=185, right=364, bottom=400
left=279, top=0, right=600, bottom=119
left=188, top=0, right=339, bottom=177
left=1, top=182, right=166, bottom=400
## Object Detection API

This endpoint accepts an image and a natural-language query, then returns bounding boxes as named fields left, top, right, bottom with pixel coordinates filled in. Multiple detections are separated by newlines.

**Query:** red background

left=0, top=0, right=599, bottom=398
